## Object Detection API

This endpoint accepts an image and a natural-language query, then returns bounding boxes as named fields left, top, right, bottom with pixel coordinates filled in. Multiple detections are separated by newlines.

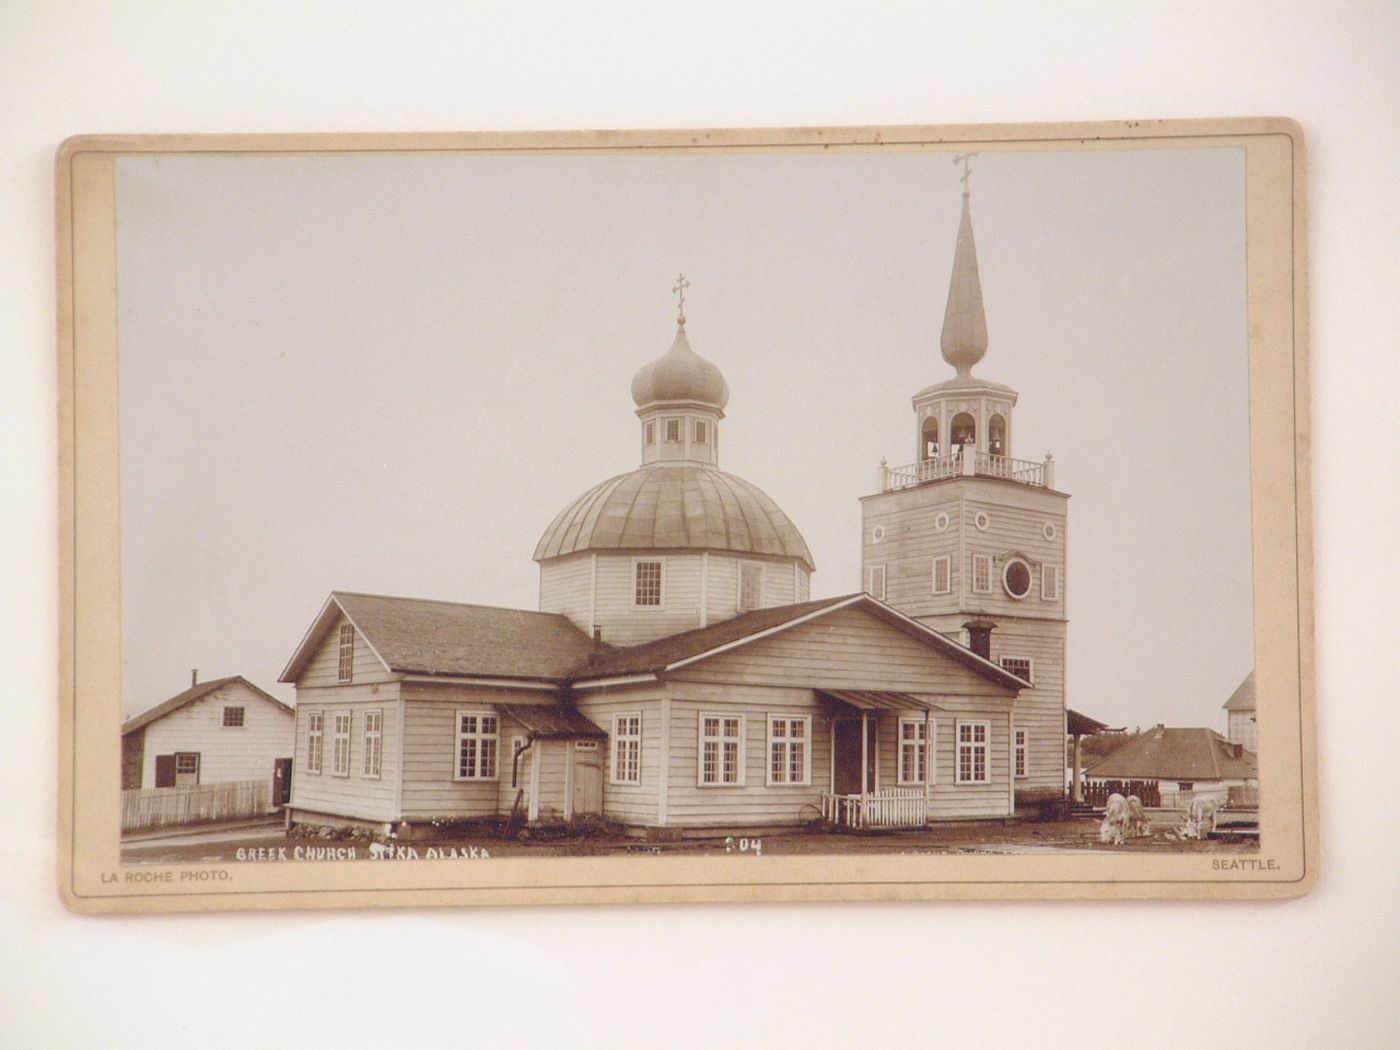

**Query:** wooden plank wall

left=141, top=682, right=294, bottom=789
left=289, top=687, right=399, bottom=823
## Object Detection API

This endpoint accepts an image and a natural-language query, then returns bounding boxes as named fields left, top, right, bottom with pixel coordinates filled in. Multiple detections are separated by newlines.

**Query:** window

left=634, top=559, right=663, bottom=607
left=693, top=419, right=708, bottom=444
left=1042, top=564, right=1061, bottom=601
left=1002, top=557, right=1033, bottom=600
left=738, top=562, right=763, bottom=611
left=767, top=716, right=810, bottom=785
left=664, top=417, right=681, bottom=442
left=363, top=709, right=382, bottom=778
left=899, top=718, right=930, bottom=784
left=611, top=713, right=641, bottom=785
left=337, top=623, right=354, bottom=682
left=932, top=555, right=952, bottom=595
left=699, top=713, right=744, bottom=786
left=331, top=711, right=351, bottom=777
left=972, top=554, right=993, bottom=593
left=644, top=420, right=655, bottom=445
left=222, top=706, right=245, bottom=727
left=956, top=720, right=990, bottom=784
left=306, top=712, right=323, bottom=774
left=1001, top=656, right=1033, bottom=683
left=868, top=564, right=886, bottom=600
left=1014, top=727, right=1029, bottom=779
left=455, top=711, right=499, bottom=780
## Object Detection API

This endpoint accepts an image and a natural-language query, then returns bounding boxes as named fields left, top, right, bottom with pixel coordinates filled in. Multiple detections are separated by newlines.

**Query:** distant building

left=121, top=675, right=294, bottom=800
left=1086, top=725, right=1257, bottom=806
left=1223, top=671, right=1257, bottom=752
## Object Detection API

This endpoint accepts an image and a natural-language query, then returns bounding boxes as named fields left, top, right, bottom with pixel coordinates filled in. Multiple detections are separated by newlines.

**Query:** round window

left=934, top=512, right=950, bottom=532
left=871, top=525, right=886, bottom=544
left=974, top=511, right=990, bottom=531
left=1002, top=559, right=1033, bottom=599
left=1043, top=522, right=1058, bottom=541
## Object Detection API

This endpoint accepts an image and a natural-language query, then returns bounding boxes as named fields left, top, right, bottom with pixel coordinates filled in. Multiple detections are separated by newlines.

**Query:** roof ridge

left=333, top=591, right=573, bottom=619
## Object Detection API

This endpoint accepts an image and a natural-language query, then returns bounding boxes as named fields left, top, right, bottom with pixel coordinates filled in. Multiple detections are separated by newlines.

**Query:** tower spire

left=940, top=154, right=988, bottom=376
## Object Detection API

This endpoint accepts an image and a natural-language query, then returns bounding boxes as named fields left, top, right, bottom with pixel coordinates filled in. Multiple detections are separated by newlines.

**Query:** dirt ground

left=121, top=814, right=1257, bottom=865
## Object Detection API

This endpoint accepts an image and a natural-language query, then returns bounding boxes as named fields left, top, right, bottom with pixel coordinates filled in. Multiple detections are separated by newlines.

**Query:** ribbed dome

left=630, top=323, right=730, bottom=410
left=533, top=465, right=814, bottom=571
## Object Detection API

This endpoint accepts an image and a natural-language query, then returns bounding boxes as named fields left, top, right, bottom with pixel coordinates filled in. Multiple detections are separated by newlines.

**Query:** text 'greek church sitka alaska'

left=278, top=181, right=1069, bottom=838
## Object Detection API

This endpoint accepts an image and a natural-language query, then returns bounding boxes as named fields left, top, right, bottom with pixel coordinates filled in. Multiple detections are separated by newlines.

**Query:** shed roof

left=1086, top=726, right=1257, bottom=782
left=1067, top=709, right=1120, bottom=737
left=122, top=676, right=291, bottom=736
left=818, top=689, right=945, bottom=713
left=497, top=704, right=607, bottom=739
left=1223, top=671, right=1256, bottom=711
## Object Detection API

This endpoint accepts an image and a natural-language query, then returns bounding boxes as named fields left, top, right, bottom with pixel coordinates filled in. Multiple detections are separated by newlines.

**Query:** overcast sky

left=116, top=144, right=1251, bottom=730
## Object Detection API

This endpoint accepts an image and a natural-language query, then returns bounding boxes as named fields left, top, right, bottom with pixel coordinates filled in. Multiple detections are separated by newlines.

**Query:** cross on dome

left=953, top=151, right=979, bottom=197
left=672, top=273, right=690, bottom=325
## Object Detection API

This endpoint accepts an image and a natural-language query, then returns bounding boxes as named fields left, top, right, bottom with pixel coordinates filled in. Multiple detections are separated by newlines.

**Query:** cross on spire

left=672, top=273, right=690, bottom=324
left=953, top=151, right=979, bottom=197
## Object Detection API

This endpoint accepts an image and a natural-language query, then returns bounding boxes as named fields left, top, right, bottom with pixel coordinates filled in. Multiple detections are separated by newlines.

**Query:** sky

left=116, top=144, right=1252, bottom=730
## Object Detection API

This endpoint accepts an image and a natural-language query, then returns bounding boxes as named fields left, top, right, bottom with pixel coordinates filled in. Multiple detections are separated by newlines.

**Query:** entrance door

left=174, top=752, right=200, bottom=787
left=272, top=757, right=293, bottom=807
left=572, top=740, right=603, bottom=816
left=832, top=719, right=876, bottom=795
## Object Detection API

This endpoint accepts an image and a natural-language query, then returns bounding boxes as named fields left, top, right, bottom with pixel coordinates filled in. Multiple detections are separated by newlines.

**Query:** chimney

left=191, top=668, right=198, bottom=687
left=962, top=620, right=994, bottom=660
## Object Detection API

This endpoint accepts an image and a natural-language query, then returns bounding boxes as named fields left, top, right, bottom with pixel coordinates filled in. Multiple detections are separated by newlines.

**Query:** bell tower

left=860, top=157, right=1069, bottom=806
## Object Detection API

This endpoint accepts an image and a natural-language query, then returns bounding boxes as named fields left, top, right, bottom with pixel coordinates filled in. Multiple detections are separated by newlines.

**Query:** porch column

left=828, top=716, right=836, bottom=797
left=860, top=711, right=870, bottom=811
left=924, top=709, right=932, bottom=819
left=1072, top=734, right=1084, bottom=803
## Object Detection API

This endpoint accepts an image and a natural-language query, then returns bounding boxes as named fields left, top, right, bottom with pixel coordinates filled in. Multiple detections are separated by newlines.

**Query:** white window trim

left=1002, top=557, right=1034, bottom=600
left=222, top=705, right=245, bottom=727
left=765, top=714, right=812, bottom=787
left=897, top=717, right=931, bottom=785
left=330, top=710, right=352, bottom=778
left=662, top=416, right=682, bottom=443
left=931, top=554, right=952, bottom=595
left=337, top=623, right=354, bottom=683
left=632, top=556, right=665, bottom=609
left=610, top=712, right=642, bottom=786
left=306, top=711, right=323, bottom=774
left=1041, top=563, right=1061, bottom=601
left=693, top=418, right=709, bottom=444
left=955, top=719, right=991, bottom=785
left=697, top=711, right=746, bottom=787
left=1014, top=726, right=1029, bottom=779
left=868, top=564, right=887, bottom=600
left=1000, top=655, right=1034, bottom=684
left=971, top=554, right=993, bottom=594
left=737, top=561, right=765, bottom=612
left=453, top=709, right=500, bottom=782
left=362, top=708, right=383, bottom=779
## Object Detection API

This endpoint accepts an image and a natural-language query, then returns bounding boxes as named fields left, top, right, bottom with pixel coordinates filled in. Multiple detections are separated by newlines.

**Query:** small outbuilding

left=1086, top=725, right=1257, bottom=808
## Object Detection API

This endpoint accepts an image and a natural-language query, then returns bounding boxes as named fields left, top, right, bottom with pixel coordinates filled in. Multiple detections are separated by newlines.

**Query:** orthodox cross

left=673, top=273, right=690, bottom=322
left=953, top=151, right=979, bottom=195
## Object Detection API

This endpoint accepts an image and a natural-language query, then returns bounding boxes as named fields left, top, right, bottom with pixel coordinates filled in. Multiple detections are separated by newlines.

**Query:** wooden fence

left=121, top=778, right=271, bottom=832
left=1083, top=779, right=1161, bottom=808
left=821, top=789, right=927, bottom=829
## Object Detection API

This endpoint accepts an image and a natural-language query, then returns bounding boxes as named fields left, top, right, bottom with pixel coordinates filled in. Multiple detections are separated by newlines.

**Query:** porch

left=817, top=689, right=940, bottom=830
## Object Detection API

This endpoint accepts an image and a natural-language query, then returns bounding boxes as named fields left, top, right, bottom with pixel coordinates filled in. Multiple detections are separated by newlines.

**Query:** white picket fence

left=821, top=789, right=927, bottom=829
left=121, top=778, right=271, bottom=832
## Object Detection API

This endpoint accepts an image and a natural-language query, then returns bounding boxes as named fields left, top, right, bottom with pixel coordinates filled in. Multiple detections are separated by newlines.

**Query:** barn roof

left=122, top=676, right=291, bottom=736
left=1086, top=726, right=1257, bottom=782
left=280, top=592, right=609, bottom=684
left=1223, top=671, right=1256, bottom=711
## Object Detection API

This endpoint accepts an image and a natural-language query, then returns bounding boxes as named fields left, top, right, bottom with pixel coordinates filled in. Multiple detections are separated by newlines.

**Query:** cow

left=1180, top=797, right=1222, bottom=840
left=1125, top=794, right=1152, bottom=839
left=1099, top=793, right=1129, bottom=845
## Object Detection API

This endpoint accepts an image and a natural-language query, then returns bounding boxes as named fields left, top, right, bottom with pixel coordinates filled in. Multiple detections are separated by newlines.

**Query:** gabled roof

left=570, top=592, right=1028, bottom=690
left=280, top=591, right=608, bottom=684
left=122, top=676, right=292, bottom=736
left=1223, top=670, right=1256, bottom=711
left=1086, top=726, right=1257, bottom=782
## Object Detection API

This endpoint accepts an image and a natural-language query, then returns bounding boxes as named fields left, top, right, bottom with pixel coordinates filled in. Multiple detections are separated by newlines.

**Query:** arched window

left=988, top=414, right=1007, bottom=457
left=921, top=416, right=940, bottom=460
left=951, top=412, right=976, bottom=450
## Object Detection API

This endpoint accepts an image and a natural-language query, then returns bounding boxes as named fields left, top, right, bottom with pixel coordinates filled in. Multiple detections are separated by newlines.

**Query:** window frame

left=898, top=717, right=932, bottom=785
left=1041, top=563, right=1061, bottom=601
left=868, top=564, right=887, bottom=600
left=306, top=711, right=324, bottom=774
left=173, top=751, right=201, bottom=784
left=1014, top=726, right=1029, bottom=779
left=337, top=623, right=355, bottom=683
left=644, top=420, right=655, bottom=445
left=362, top=709, right=383, bottom=779
left=453, top=710, right=500, bottom=782
left=222, top=705, right=245, bottom=727
left=955, top=719, right=991, bottom=785
left=765, top=715, right=811, bottom=787
left=610, top=712, right=642, bottom=786
left=971, top=554, right=993, bottom=594
left=632, top=557, right=665, bottom=608
left=693, top=419, right=708, bottom=444
left=663, top=416, right=682, bottom=443
left=697, top=712, right=746, bottom=787
left=738, top=561, right=765, bottom=612
left=1002, top=557, right=1034, bottom=600
left=330, top=710, right=352, bottom=778
left=931, top=554, right=952, bottom=595
left=1000, top=656, right=1034, bottom=684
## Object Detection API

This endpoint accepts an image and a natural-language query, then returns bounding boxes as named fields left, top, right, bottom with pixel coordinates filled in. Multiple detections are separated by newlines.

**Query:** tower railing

left=879, top=450, right=1053, bottom=492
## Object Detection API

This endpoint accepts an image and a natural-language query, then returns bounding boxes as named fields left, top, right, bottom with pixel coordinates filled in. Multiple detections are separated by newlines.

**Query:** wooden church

left=279, top=179, right=1069, bottom=838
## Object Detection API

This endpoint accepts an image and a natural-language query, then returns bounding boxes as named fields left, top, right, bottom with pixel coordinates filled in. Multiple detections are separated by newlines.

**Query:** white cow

left=1179, top=797, right=1222, bottom=840
left=1126, top=795, right=1152, bottom=839
left=1099, top=793, right=1129, bottom=845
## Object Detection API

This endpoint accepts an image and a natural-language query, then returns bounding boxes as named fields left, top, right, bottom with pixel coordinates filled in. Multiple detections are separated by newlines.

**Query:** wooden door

left=572, top=740, right=603, bottom=816
left=832, top=720, right=875, bottom=795
left=154, top=754, right=175, bottom=788
left=272, top=758, right=293, bottom=807
left=174, top=752, right=200, bottom=787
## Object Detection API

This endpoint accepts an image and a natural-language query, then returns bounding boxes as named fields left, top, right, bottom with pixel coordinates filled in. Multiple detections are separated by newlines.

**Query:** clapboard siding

left=573, top=689, right=665, bottom=825
left=290, top=688, right=399, bottom=822
left=538, top=553, right=594, bottom=630
left=298, top=612, right=395, bottom=687
left=141, top=680, right=294, bottom=789
left=593, top=553, right=705, bottom=645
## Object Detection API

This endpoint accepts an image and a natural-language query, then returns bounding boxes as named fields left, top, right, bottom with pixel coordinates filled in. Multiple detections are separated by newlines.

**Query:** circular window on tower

left=1002, top=558, right=1033, bottom=600
left=871, top=525, right=886, bottom=544
left=1043, top=522, right=1058, bottom=541
left=974, top=511, right=990, bottom=531
left=934, top=512, right=950, bottom=532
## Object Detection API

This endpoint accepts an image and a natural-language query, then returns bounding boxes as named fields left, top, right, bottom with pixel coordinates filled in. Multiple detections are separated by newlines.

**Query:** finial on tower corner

left=672, top=273, right=690, bottom=326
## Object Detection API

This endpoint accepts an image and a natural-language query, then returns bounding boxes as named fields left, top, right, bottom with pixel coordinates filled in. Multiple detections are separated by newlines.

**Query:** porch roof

left=817, top=689, right=945, bottom=713
left=497, top=704, right=608, bottom=740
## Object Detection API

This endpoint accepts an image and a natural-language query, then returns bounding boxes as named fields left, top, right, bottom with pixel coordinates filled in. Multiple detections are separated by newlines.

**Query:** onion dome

left=630, top=321, right=730, bottom=411
left=940, top=191, right=989, bottom=377
left=533, top=465, right=815, bottom=571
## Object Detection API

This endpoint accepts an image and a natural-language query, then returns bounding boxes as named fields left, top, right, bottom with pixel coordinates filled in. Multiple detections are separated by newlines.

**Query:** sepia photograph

left=58, top=121, right=1313, bottom=909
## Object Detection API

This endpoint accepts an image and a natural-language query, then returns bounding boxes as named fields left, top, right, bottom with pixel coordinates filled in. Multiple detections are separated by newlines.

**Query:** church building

left=279, top=183, right=1060, bottom=839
